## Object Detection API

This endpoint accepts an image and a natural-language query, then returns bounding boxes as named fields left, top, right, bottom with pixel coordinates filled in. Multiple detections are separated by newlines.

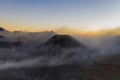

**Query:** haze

left=0, top=0, right=120, bottom=32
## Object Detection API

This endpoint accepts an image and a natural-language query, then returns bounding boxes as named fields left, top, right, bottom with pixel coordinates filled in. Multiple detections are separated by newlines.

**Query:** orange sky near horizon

left=1, top=24, right=120, bottom=37
left=0, top=0, right=120, bottom=33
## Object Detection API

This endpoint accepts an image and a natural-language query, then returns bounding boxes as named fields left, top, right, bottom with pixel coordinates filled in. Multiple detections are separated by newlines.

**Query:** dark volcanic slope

left=36, top=35, right=87, bottom=56
left=0, top=41, right=22, bottom=48
left=0, top=27, right=6, bottom=32
left=42, top=35, right=86, bottom=48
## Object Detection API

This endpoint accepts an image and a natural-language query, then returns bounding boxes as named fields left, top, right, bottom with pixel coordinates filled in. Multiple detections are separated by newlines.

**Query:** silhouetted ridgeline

left=43, top=35, right=86, bottom=48
left=35, top=35, right=87, bottom=56
left=0, top=27, right=8, bottom=32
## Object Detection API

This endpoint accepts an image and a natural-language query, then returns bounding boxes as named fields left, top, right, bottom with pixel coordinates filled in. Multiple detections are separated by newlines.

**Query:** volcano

left=42, top=35, right=86, bottom=48
left=35, top=35, right=87, bottom=56
left=0, top=27, right=7, bottom=32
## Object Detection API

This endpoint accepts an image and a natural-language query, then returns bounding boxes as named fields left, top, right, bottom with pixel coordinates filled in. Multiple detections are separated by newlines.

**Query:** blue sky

left=0, top=0, right=120, bottom=31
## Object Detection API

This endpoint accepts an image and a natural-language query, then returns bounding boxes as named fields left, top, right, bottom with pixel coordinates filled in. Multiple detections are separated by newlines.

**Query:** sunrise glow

left=0, top=0, right=120, bottom=36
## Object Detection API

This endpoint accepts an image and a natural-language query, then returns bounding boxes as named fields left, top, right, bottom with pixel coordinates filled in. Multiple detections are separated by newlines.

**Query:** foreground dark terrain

left=0, top=28, right=120, bottom=80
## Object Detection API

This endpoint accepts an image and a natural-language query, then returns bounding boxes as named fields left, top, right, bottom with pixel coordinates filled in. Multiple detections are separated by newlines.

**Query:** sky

left=0, top=0, right=120, bottom=32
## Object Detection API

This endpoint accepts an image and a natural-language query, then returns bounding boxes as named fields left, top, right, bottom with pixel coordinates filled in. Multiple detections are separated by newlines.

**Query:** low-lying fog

left=0, top=31, right=120, bottom=80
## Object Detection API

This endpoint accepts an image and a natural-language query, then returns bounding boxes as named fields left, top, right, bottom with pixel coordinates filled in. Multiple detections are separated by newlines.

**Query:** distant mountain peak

left=36, top=34, right=87, bottom=56
left=0, top=27, right=7, bottom=32
left=44, top=34, right=86, bottom=48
